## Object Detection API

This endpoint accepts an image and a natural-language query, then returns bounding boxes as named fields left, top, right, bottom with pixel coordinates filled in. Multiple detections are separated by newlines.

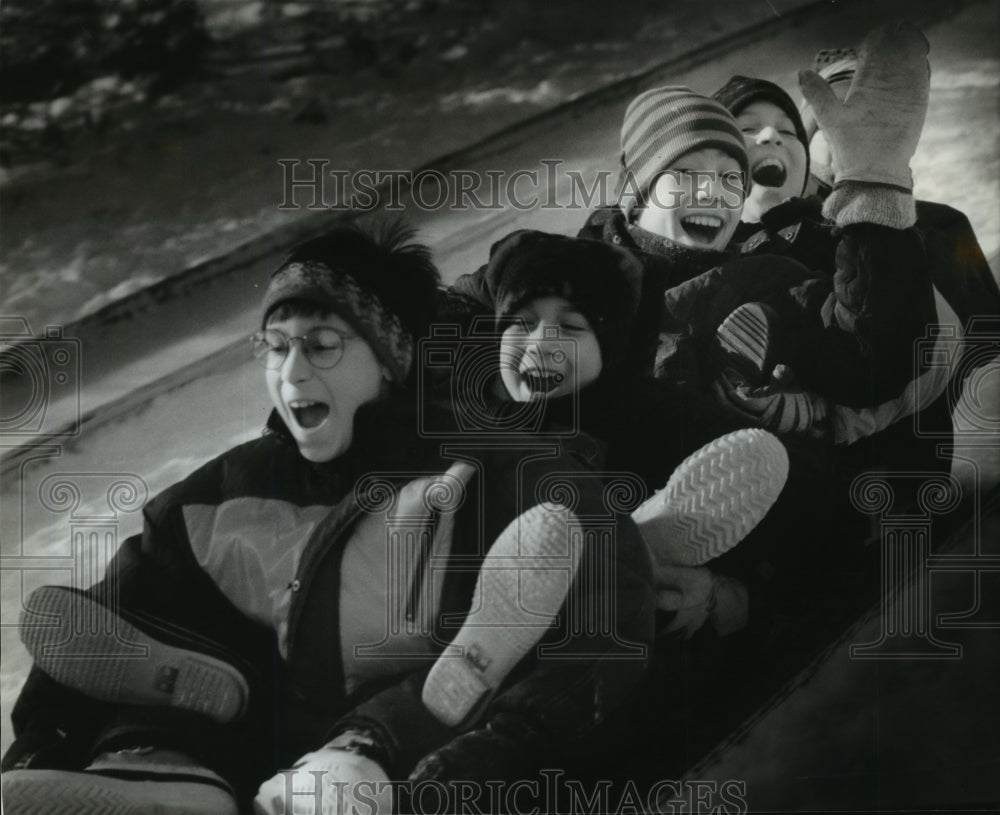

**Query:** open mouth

left=680, top=214, right=725, bottom=245
left=521, top=368, right=564, bottom=396
left=288, top=398, right=330, bottom=429
left=751, top=157, right=787, bottom=188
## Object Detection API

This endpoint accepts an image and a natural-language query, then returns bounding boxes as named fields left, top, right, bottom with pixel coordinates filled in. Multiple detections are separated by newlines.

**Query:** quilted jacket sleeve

left=807, top=221, right=937, bottom=406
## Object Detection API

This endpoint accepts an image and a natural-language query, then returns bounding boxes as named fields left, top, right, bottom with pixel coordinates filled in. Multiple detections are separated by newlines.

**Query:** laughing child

left=440, top=230, right=789, bottom=640
left=4, top=223, right=657, bottom=815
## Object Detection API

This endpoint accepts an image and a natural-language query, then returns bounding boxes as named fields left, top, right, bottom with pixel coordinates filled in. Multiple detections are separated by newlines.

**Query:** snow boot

left=631, top=427, right=789, bottom=568
left=20, top=585, right=250, bottom=725
left=422, top=502, right=581, bottom=728
left=1, top=748, right=237, bottom=815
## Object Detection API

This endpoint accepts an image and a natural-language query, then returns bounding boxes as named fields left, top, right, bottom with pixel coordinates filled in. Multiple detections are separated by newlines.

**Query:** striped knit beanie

left=618, top=86, right=748, bottom=222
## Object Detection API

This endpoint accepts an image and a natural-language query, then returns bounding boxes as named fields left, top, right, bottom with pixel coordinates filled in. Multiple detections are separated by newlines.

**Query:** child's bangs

left=265, top=298, right=337, bottom=325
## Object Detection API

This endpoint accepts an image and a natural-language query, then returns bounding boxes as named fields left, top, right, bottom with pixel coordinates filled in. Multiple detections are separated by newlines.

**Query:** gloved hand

left=656, top=565, right=749, bottom=638
left=409, top=724, right=537, bottom=785
left=798, top=21, right=929, bottom=190
left=254, top=738, right=392, bottom=815
left=710, top=574, right=750, bottom=637
left=713, top=366, right=830, bottom=438
left=656, top=563, right=714, bottom=638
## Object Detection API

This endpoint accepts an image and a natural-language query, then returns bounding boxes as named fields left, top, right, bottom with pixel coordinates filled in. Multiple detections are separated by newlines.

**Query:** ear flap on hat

left=616, top=249, right=645, bottom=315
left=484, top=229, right=541, bottom=311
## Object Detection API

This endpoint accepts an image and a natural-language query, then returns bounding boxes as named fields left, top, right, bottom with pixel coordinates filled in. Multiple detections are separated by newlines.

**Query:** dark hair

left=265, top=298, right=333, bottom=326
left=712, top=75, right=809, bottom=150
left=281, top=219, right=441, bottom=342
left=712, top=75, right=810, bottom=192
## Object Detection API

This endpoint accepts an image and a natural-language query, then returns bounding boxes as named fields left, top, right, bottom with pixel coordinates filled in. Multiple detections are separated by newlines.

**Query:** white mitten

left=254, top=737, right=392, bottom=815
left=798, top=21, right=929, bottom=191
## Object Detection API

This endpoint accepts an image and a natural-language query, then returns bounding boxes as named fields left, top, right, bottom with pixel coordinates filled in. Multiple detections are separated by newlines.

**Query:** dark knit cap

left=713, top=75, right=810, bottom=191
left=714, top=75, right=809, bottom=149
left=262, top=223, right=440, bottom=383
left=618, top=86, right=749, bottom=222
left=484, top=230, right=645, bottom=377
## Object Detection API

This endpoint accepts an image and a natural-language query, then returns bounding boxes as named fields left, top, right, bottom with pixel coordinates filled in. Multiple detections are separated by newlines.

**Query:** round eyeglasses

left=251, top=327, right=354, bottom=370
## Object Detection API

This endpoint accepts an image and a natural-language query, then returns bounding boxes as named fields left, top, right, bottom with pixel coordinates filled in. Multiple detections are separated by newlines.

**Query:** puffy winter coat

left=731, top=196, right=999, bottom=470
left=580, top=204, right=939, bottom=408
left=5, top=399, right=655, bottom=801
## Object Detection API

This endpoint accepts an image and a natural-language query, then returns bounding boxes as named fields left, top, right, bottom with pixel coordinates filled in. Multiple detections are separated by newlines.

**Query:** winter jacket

left=575, top=203, right=934, bottom=605
left=735, top=196, right=998, bottom=380
left=732, top=196, right=1000, bottom=471
left=911, top=199, right=1000, bottom=372
left=4, top=398, right=655, bottom=801
left=580, top=204, right=938, bottom=409
left=439, top=230, right=862, bottom=718
left=764, top=195, right=1000, bottom=326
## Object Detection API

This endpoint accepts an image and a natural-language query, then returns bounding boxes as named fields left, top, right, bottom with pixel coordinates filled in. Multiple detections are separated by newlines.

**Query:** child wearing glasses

left=3, top=222, right=656, bottom=815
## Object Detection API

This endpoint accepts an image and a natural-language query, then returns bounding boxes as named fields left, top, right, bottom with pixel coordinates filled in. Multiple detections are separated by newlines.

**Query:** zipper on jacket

left=284, top=499, right=368, bottom=657
left=403, top=511, right=440, bottom=623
